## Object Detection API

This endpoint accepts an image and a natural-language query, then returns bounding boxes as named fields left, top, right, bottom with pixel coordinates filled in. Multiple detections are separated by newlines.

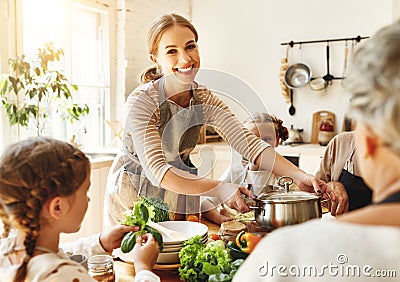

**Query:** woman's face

left=153, top=24, right=200, bottom=85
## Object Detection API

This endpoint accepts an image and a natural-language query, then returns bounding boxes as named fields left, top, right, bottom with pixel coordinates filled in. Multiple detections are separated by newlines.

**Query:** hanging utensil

left=289, top=89, right=296, bottom=116
left=341, top=40, right=349, bottom=86
left=322, top=42, right=345, bottom=85
left=322, top=43, right=334, bottom=85
left=284, top=44, right=311, bottom=89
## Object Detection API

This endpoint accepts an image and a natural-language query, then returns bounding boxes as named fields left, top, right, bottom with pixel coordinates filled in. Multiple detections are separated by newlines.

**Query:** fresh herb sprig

left=120, top=202, right=164, bottom=252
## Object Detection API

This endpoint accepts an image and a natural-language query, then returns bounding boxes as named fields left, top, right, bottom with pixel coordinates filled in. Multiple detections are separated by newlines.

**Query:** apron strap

left=344, top=147, right=356, bottom=173
left=375, top=191, right=400, bottom=205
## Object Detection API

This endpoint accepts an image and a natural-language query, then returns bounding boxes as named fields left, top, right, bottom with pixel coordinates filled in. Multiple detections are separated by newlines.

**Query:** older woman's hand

left=326, top=181, right=349, bottom=216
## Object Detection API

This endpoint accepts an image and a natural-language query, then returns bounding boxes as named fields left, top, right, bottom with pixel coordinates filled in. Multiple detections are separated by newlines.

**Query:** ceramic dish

left=118, top=221, right=209, bottom=264
left=158, top=221, right=208, bottom=244
left=118, top=248, right=180, bottom=265
left=153, top=263, right=180, bottom=270
left=156, top=251, right=180, bottom=264
left=162, top=236, right=207, bottom=252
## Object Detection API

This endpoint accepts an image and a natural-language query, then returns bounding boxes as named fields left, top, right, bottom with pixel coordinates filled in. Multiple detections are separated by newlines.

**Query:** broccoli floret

left=139, top=197, right=170, bottom=222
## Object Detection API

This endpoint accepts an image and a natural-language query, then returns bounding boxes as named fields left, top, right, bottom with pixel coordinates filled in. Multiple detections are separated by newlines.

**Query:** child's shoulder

left=26, top=253, right=93, bottom=281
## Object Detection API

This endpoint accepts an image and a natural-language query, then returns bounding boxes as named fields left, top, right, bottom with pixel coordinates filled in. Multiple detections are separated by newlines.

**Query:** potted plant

left=0, top=42, right=89, bottom=137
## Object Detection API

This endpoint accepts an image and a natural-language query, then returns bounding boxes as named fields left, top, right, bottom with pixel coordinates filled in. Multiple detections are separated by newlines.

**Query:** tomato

left=186, top=215, right=199, bottom=222
left=208, top=233, right=220, bottom=241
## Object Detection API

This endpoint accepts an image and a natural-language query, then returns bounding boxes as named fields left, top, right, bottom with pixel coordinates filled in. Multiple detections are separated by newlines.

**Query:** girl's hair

left=346, top=20, right=400, bottom=155
left=0, top=137, right=89, bottom=282
left=140, top=13, right=199, bottom=83
left=244, top=112, right=289, bottom=141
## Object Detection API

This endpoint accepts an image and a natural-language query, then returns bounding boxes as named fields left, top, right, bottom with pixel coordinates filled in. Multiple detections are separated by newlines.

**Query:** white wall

left=123, top=0, right=191, bottom=96
left=191, top=0, right=396, bottom=142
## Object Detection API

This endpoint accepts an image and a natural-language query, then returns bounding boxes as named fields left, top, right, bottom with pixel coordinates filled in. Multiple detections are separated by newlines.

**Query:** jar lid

left=257, top=190, right=320, bottom=203
left=88, top=255, right=113, bottom=266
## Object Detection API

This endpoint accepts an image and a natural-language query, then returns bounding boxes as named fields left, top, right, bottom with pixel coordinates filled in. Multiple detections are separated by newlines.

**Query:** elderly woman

left=234, top=20, right=400, bottom=281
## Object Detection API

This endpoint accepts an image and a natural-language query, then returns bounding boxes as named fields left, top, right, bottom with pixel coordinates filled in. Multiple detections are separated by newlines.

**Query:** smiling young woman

left=104, top=13, right=334, bottom=231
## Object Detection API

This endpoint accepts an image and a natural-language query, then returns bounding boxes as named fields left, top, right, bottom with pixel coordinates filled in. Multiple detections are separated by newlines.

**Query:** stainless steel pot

left=284, top=44, right=312, bottom=89
left=251, top=176, right=322, bottom=231
left=284, top=63, right=312, bottom=89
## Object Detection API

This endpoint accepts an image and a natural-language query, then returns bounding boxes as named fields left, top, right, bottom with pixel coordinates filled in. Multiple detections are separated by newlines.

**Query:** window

left=21, top=0, right=110, bottom=149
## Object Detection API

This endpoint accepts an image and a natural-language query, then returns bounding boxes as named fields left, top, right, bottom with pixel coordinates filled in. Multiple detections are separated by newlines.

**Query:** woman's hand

left=326, top=181, right=349, bottom=216
left=132, top=233, right=160, bottom=272
left=224, top=186, right=254, bottom=213
left=202, top=207, right=233, bottom=224
left=99, top=224, right=139, bottom=252
left=293, top=172, right=336, bottom=202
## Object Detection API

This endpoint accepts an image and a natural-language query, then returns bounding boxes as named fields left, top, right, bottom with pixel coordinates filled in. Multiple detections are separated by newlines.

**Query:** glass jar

left=319, top=117, right=334, bottom=132
left=318, top=117, right=335, bottom=146
left=87, top=255, right=115, bottom=282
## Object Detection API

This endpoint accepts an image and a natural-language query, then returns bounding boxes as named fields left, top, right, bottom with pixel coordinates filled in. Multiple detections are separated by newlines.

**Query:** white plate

left=159, top=221, right=208, bottom=244
left=118, top=247, right=182, bottom=264
left=118, top=222, right=208, bottom=263
left=157, top=251, right=180, bottom=264
left=162, top=232, right=208, bottom=246
left=162, top=237, right=208, bottom=252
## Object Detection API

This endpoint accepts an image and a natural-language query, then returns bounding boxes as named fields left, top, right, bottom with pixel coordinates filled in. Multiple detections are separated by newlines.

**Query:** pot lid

left=257, top=190, right=320, bottom=203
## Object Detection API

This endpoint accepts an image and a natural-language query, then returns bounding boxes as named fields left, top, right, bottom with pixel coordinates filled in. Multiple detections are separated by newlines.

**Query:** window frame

left=0, top=0, right=119, bottom=150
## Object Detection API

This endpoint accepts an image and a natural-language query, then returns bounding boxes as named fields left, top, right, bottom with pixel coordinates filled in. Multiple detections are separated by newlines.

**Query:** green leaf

left=0, top=42, right=89, bottom=132
left=143, top=225, right=164, bottom=251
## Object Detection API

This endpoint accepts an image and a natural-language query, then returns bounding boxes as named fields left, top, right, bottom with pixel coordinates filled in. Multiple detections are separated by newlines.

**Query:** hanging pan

left=284, top=45, right=312, bottom=89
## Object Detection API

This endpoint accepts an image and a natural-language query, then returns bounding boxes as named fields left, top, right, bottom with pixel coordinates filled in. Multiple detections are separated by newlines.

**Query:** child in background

left=221, top=112, right=289, bottom=185
left=203, top=113, right=289, bottom=224
left=0, top=137, right=160, bottom=282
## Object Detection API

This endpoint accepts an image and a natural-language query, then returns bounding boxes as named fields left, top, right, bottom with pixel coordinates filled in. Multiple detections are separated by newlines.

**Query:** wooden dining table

left=113, top=213, right=334, bottom=281
left=114, top=218, right=220, bottom=282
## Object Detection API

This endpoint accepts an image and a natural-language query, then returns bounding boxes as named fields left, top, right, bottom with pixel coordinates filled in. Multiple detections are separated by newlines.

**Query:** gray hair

left=346, top=20, right=400, bottom=154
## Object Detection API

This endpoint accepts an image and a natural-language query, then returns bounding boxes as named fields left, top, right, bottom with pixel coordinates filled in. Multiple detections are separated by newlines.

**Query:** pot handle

left=277, top=176, right=294, bottom=192
left=320, top=197, right=330, bottom=205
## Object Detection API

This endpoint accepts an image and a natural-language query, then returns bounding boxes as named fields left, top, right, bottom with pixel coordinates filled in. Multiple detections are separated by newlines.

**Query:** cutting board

left=311, top=111, right=336, bottom=144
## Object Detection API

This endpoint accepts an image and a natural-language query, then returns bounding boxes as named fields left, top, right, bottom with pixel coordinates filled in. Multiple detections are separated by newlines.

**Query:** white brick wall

left=121, top=0, right=191, bottom=97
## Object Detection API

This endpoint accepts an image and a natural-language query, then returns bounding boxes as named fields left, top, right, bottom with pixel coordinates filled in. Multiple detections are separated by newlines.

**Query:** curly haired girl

left=0, top=137, right=159, bottom=282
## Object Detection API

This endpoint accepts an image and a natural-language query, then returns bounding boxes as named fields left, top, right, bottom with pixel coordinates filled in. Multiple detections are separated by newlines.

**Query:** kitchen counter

left=276, top=143, right=327, bottom=175
left=191, top=142, right=327, bottom=177
left=90, top=156, right=114, bottom=169
left=275, top=143, right=327, bottom=156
